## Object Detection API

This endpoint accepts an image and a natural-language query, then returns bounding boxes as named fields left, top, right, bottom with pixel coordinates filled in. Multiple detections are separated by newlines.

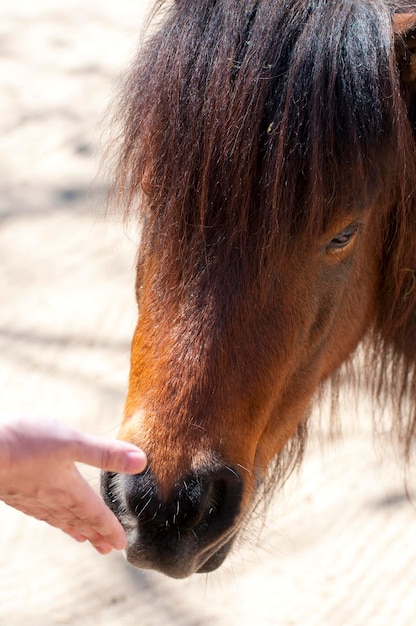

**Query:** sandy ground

left=1, top=1, right=416, bottom=624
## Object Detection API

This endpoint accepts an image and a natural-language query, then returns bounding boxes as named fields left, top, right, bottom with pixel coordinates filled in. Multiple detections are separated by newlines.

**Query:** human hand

left=0, top=416, right=146, bottom=554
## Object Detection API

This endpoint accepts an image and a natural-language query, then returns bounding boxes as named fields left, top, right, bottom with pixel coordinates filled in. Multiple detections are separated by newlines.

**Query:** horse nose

left=106, top=463, right=243, bottom=578
left=126, top=465, right=242, bottom=536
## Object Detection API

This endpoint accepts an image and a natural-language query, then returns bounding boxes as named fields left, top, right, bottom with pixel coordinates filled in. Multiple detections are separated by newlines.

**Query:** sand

left=1, top=1, right=416, bottom=624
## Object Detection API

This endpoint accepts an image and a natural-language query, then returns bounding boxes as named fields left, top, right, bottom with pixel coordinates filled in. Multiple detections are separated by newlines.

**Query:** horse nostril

left=122, top=464, right=243, bottom=545
left=183, top=469, right=242, bottom=541
left=189, top=475, right=225, bottom=527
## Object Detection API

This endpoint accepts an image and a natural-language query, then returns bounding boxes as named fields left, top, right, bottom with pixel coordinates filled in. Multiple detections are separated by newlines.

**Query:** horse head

left=102, top=1, right=416, bottom=578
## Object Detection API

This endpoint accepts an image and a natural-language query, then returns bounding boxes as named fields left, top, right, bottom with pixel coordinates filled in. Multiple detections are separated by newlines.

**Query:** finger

left=53, top=513, right=123, bottom=550
left=13, top=472, right=128, bottom=550
left=47, top=518, right=116, bottom=552
left=93, top=543, right=114, bottom=555
left=61, top=470, right=128, bottom=550
left=33, top=499, right=126, bottom=552
left=62, top=527, right=88, bottom=543
left=64, top=521, right=123, bottom=553
left=1, top=474, right=128, bottom=551
left=72, top=435, right=147, bottom=475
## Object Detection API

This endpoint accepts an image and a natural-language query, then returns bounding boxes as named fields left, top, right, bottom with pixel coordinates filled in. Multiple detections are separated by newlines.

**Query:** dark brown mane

left=111, top=0, right=416, bottom=482
left=116, top=3, right=412, bottom=226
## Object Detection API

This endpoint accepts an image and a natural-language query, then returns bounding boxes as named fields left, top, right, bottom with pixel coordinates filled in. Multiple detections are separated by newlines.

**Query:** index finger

left=72, top=434, right=147, bottom=475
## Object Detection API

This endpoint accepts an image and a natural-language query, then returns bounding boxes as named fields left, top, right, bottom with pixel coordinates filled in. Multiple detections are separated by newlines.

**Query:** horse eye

left=327, top=224, right=360, bottom=251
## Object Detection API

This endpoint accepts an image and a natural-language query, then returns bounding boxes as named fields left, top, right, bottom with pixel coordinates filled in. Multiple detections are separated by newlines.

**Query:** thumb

left=73, top=434, right=147, bottom=474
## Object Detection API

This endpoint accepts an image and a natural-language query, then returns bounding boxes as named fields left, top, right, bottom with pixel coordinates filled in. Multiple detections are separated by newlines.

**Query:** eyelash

left=326, top=223, right=361, bottom=251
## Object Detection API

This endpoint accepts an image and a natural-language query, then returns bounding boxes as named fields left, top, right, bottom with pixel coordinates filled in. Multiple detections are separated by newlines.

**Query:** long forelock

left=114, top=0, right=410, bottom=264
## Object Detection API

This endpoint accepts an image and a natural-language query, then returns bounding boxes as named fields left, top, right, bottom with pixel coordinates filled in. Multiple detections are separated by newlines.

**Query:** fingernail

left=95, top=544, right=112, bottom=555
left=125, top=451, right=147, bottom=473
left=113, top=537, right=127, bottom=551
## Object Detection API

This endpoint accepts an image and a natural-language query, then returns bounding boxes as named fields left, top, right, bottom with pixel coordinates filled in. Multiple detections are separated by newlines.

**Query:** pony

left=101, top=0, right=416, bottom=579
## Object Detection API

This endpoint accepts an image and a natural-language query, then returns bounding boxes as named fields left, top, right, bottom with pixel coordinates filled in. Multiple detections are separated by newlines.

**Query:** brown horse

left=101, top=0, right=416, bottom=578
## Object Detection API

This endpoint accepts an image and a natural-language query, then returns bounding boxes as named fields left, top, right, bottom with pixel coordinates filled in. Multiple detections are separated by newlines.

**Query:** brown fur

left=108, top=0, right=416, bottom=555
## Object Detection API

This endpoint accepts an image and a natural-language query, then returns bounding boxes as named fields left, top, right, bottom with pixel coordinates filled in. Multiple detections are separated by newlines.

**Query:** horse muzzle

left=101, top=461, right=243, bottom=578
